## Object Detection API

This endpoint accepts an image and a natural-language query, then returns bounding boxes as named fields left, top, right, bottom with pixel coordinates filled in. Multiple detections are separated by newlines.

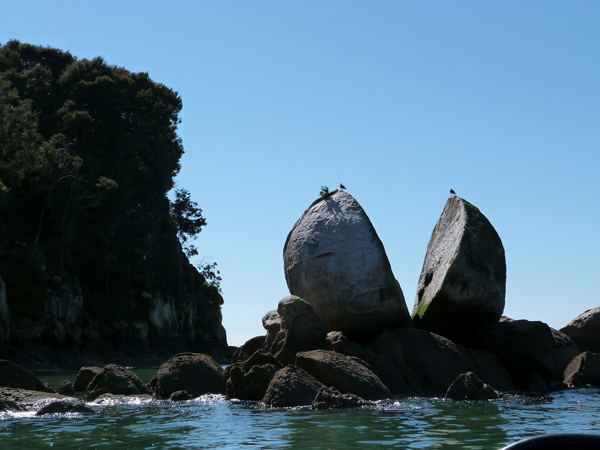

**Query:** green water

left=1, top=372, right=600, bottom=449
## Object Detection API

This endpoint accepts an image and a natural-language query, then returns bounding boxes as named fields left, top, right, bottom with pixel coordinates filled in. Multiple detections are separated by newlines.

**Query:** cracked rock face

left=283, top=190, right=411, bottom=339
left=412, top=196, right=506, bottom=337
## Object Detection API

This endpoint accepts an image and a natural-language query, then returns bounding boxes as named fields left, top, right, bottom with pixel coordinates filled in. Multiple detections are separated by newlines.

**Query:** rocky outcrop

left=445, top=372, right=501, bottom=401
left=563, top=352, right=600, bottom=387
left=283, top=190, right=411, bottom=338
left=412, top=196, right=506, bottom=339
left=74, top=366, right=103, bottom=392
left=262, top=310, right=281, bottom=350
left=0, top=276, right=9, bottom=343
left=225, top=350, right=282, bottom=401
left=269, top=296, right=329, bottom=366
left=57, top=380, right=76, bottom=396
left=560, top=308, right=600, bottom=354
left=312, top=386, right=368, bottom=409
left=231, top=336, right=266, bottom=363
left=0, top=359, right=54, bottom=393
left=262, top=365, right=324, bottom=407
left=470, top=320, right=580, bottom=390
left=154, top=353, right=225, bottom=399
left=295, top=349, right=391, bottom=400
left=467, top=349, right=514, bottom=392
left=86, top=364, right=151, bottom=400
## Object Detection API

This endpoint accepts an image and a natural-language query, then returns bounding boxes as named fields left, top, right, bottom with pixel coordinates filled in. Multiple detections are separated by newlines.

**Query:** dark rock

left=295, top=349, right=391, bottom=400
left=231, top=336, right=266, bottom=363
left=0, top=359, right=54, bottom=393
left=57, top=380, right=76, bottom=396
left=0, top=399, right=24, bottom=412
left=225, top=350, right=283, bottom=401
left=560, top=308, right=600, bottom=354
left=445, top=372, right=501, bottom=401
left=526, top=371, right=548, bottom=393
left=0, top=387, right=66, bottom=406
left=467, top=349, right=514, bottom=392
left=563, top=352, right=600, bottom=387
left=155, top=353, right=225, bottom=399
left=0, top=276, right=10, bottom=343
left=74, top=366, right=103, bottom=392
left=412, top=196, right=506, bottom=339
left=369, top=328, right=477, bottom=396
left=42, top=271, right=83, bottom=347
left=262, top=310, right=282, bottom=350
left=312, top=386, right=368, bottom=409
left=283, top=190, right=412, bottom=339
left=470, top=320, right=580, bottom=389
left=169, top=390, right=193, bottom=401
left=271, top=296, right=329, bottom=366
left=86, top=364, right=151, bottom=400
left=262, top=365, right=324, bottom=407
left=36, top=400, right=94, bottom=415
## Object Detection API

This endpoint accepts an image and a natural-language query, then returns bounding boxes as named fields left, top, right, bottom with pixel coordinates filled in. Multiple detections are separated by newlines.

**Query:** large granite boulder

left=262, top=365, right=324, bottom=407
left=0, top=360, right=54, bottom=393
left=471, top=320, right=580, bottom=390
left=154, top=353, right=225, bottom=399
left=295, top=349, right=391, bottom=400
left=269, top=296, right=328, bottom=366
left=283, top=190, right=412, bottom=338
left=86, top=364, right=150, bottom=400
left=563, top=352, right=600, bottom=387
left=412, top=196, right=506, bottom=339
left=368, top=327, right=478, bottom=396
left=560, top=308, right=600, bottom=354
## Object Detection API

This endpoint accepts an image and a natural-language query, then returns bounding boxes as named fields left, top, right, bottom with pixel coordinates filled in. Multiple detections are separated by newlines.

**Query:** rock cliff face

left=412, top=196, right=506, bottom=338
left=0, top=277, right=9, bottom=344
left=283, top=190, right=411, bottom=338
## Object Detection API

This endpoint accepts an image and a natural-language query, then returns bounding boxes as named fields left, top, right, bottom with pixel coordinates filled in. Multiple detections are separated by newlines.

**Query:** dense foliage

left=0, top=41, right=223, bottom=350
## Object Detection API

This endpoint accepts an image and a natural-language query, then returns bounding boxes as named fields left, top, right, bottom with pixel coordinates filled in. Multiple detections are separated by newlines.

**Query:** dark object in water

left=499, top=433, right=600, bottom=449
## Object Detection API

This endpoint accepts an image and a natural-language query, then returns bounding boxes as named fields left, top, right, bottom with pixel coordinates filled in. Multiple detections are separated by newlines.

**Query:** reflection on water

left=1, top=386, right=600, bottom=449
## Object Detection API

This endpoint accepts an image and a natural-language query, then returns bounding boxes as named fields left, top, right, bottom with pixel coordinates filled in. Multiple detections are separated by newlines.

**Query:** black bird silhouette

left=450, top=189, right=456, bottom=195
left=340, top=183, right=346, bottom=190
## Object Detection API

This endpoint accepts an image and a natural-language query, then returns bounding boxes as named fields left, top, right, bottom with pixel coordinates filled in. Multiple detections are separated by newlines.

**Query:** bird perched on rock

left=340, top=183, right=346, bottom=190
left=450, top=189, right=456, bottom=195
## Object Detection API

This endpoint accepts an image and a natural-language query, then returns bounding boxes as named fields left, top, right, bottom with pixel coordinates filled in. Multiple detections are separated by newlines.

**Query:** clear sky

left=2, top=0, right=598, bottom=346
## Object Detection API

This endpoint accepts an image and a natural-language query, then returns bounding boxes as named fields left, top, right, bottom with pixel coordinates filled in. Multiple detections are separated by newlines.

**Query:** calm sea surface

left=1, top=370, right=599, bottom=449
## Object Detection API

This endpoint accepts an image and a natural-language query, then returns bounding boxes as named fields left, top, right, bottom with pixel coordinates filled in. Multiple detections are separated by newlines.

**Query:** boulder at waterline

left=312, top=386, right=368, bottom=409
left=563, top=352, right=600, bottom=387
left=295, top=349, right=391, bottom=400
left=0, top=359, right=54, bottom=393
left=155, top=353, right=225, bottom=399
left=86, top=364, right=151, bottom=400
left=560, top=308, right=600, bottom=354
left=469, top=320, right=580, bottom=390
left=73, top=366, right=103, bottom=392
left=412, top=196, right=506, bottom=339
left=262, top=365, right=324, bottom=408
left=368, top=327, right=478, bottom=396
left=57, top=380, right=76, bottom=396
left=169, top=390, right=193, bottom=401
left=269, top=296, right=329, bottom=366
left=445, top=372, right=501, bottom=401
left=467, top=349, right=514, bottom=392
left=283, top=190, right=412, bottom=338
left=36, top=400, right=94, bottom=415
left=225, top=350, right=282, bottom=401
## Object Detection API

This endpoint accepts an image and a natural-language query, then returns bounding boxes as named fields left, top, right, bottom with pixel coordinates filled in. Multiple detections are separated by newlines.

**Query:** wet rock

left=467, top=349, right=514, bottom=392
left=57, top=380, right=76, bottom=396
left=295, top=349, right=391, bottom=400
left=0, top=359, right=54, bottom=393
left=155, top=353, right=225, bottom=399
left=412, top=196, right=506, bottom=339
left=563, top=352, right=600, bottom=388
left=262, top=365, right=324, bottom=408
left=231, top=336, right=266, bottom=363
left=86, top=364, right=151, bottom=400
left=74, top=366, right=103, bottom=392
left=369, top=327, right=478, bottom=396
left=560, top=308, right=600, bottom=354
left=270, top=296, right=329, bottom=366
left=0, top=399, right=24, bottom=412
left=225, top=350, right=283, bottom=401
left=445, top=372, right=501, bottom=401
left=36, top=400, right=94, bottom=415
left=169, top=390, right=193, bottom=401
left=283, top=190, right=412, bottom=338
left=0, top=387, right=65, bottom=407
left=312, top=386, right=368, bottom=409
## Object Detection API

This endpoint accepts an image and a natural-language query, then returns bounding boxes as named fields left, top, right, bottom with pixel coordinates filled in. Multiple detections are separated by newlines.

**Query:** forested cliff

left=0, top=41, right=228, bottom=366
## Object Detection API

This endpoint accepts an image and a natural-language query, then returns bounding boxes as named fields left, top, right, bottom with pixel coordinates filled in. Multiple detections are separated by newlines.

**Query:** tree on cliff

left=0, top=41, right=225, bottom=353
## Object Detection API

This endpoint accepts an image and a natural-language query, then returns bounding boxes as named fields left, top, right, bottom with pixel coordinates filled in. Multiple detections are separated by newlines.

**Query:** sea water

left=1, top=371, right=600, bottom=449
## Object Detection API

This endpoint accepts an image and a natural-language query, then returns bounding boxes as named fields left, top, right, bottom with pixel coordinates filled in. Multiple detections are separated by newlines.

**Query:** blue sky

left=2, top=0, right=599, bottom=346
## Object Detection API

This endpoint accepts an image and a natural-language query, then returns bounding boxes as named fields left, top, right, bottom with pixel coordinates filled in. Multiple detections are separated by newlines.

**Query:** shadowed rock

left=57, top=380, right=76, bottom=396
left=0, top=360, right=54, bottom=393
left=74, top=366, right=103, bottom=392
left=155, top=353, right=225, bottom=399
left=36, top=400, right=94, bottom=415
left=231, top=336, right=266, bottom=363
left=412, top=196, right=506, bottom=338
left=560, top=308, right=600, bottom=354
left=284, top=190, right=412, bottom=338
left=312, top=386, right=368, bottom=409
left=262, top=365, right=324, bottom=407
left=445, top=372, right=501, bottom=401
left=225, top=350, right=282, bottom=401
left=86, top=364, right=151, bottom=400
left=563, top=352, right=600, bottom=387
